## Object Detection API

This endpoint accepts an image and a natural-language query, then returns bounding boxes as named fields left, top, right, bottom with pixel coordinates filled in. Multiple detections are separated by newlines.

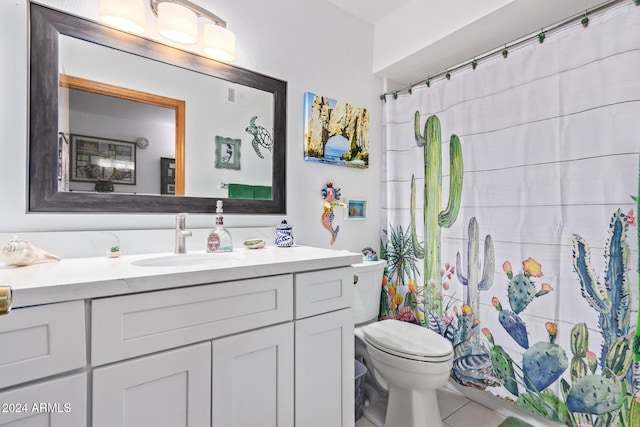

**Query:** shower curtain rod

left=379, top=0, right=629, bottom=100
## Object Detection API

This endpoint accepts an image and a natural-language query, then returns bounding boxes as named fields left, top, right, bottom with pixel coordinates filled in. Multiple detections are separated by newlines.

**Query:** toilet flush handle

left=353, top=274, right=359, bottom=285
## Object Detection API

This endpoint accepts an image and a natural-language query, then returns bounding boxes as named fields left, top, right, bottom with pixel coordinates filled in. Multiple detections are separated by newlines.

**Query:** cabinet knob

left=0, top=286, right=12, bottom=315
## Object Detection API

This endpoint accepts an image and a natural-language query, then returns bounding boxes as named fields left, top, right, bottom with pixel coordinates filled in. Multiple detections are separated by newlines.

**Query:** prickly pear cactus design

left=565, top=375, right=624, bottom=415
left=493, top=298, right=530, bottom=349
left=522, top=341, right=569, bottom=391
left=483, top=328, right=518, bottom=396
left=492, top=259, right=553, bottom=350
left=482, top=324, right=570, bottom=424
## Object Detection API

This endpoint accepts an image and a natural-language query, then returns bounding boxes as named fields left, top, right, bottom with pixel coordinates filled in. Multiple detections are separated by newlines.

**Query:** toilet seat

left=363, top=319, right=453, bottom=363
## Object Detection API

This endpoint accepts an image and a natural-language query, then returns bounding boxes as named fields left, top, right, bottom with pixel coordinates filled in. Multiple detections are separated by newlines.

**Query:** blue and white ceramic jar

left=275, top=220, right=294, bottom=247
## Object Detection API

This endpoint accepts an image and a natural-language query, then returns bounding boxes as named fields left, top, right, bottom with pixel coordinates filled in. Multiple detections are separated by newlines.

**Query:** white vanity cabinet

left=1, top=246, right=362, bottom=427
left=0, top=301, right=87, bottom=427
left=294, top=267, right=355, bottom=427
left=91, top=274, right=293, bottom=427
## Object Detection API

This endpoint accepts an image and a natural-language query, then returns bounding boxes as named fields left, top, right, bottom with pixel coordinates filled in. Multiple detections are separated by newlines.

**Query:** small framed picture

left=160, top=157, right=175, bottom=195
left=346, top=199, right=367, bottom=220
left=215, top=136, right=241, bottom=170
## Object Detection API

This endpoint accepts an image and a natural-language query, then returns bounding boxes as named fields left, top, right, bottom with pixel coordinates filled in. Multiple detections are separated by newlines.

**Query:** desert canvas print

left=304, top=92, right=370, bottom=168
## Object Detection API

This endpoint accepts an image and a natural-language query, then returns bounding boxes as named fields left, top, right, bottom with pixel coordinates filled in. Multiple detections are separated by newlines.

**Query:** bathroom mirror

left=29, top=3, right=286, bottom=214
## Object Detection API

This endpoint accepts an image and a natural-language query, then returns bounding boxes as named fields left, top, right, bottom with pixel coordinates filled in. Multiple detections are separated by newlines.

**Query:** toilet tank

left=352, top=260, right=387, bottom=325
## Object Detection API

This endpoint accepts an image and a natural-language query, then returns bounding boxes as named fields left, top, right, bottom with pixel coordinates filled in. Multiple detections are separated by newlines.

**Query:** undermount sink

left=131, top=253, right=239, bottom=267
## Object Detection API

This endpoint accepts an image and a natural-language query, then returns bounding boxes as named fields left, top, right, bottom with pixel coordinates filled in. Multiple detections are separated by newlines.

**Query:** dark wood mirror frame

left=29, top=2, right=286, bottom=214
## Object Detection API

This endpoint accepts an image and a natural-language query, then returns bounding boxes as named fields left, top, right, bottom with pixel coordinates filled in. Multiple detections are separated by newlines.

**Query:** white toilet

left=353, top=261, right=454, bottom=427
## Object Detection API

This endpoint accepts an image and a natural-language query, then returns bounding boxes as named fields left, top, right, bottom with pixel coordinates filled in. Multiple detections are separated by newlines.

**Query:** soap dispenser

left=206, top=200, right=233, bottom=253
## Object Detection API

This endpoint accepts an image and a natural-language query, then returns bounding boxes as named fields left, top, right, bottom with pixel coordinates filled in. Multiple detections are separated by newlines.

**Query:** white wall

left=373, top=0, right=606, bottom=87
left=0, top=0, right=383, bottom=256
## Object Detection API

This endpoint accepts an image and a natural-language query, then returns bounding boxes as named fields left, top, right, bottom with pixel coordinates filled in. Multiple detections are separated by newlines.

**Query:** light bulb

left=203, top=24, right=236, bottom=62
left=157, top=2, right=198, bottom=44
left=99, top=0, right=146, bottom=34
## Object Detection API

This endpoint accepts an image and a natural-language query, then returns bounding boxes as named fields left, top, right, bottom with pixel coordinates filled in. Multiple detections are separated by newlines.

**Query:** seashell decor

left=1, top=235, right=60, bottom=267
left=243, top=238, right=266, bottom=249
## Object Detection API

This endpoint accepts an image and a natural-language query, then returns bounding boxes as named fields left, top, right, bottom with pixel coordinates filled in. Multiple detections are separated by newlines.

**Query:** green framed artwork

left=215, top=136, right=241, bottom=170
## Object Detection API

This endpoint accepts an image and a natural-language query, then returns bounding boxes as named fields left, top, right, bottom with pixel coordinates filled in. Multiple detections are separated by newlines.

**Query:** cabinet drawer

left=0, top=373, right=86, bottom=426
left=92, top=274, right=293, bottom=366
left=0, top=301, right=86, bottom=389
left=295, top=267, right=353, bottom=319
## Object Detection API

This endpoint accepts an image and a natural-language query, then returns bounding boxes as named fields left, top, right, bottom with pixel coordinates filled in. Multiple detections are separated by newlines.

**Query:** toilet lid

left=363, top=319, right=453, bottom=362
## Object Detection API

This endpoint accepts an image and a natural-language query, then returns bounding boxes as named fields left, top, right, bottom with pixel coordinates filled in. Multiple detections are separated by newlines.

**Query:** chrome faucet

left=174, top=213, right=192, bottom=254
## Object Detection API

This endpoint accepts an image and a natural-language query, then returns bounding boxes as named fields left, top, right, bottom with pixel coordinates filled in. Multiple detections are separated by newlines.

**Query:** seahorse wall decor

left=245, top=116, right=273, bottom=159
left=412, top=112, right=463, bottom=316
left=321, top=182, right=346, bottom=245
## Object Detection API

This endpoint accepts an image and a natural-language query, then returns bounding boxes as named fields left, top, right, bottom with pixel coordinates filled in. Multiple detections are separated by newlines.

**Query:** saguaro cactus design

left=413, top=112, right=463, bottom=316
left=456, top=217, right=495, bottom=323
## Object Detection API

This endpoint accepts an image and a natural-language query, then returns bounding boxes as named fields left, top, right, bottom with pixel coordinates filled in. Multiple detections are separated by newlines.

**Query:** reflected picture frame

left=215, top=136, right=241, bottom=170
left=160, top=157, right=175, bottom=195
left=345, top=199, right=367, bottom=220
left=70, top=134, right=136, bottom=185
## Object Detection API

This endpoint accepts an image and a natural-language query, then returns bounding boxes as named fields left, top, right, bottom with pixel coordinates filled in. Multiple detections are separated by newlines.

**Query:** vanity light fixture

left=98, top=0, right=236, bottom=62
left=99, top=0, right=146, bottom=34
left=151, top=0, right=236, bottom=61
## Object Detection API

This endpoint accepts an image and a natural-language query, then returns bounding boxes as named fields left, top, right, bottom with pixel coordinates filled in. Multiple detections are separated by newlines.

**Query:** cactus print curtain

left=380, top=3, right=640, bottom=425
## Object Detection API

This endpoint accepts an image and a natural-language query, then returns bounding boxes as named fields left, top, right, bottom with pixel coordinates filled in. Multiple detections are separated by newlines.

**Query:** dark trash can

left=355, top=359, right=368, bottom=421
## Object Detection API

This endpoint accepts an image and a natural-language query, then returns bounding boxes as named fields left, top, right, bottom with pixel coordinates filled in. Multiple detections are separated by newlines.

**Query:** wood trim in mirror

left=29, top=2, right=286, bottom=214
left=59, top=74, right=186, bottom=195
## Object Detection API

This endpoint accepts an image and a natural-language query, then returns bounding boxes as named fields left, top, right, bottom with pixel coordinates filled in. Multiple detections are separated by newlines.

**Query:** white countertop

left=0, top=246, right=363, bottom=308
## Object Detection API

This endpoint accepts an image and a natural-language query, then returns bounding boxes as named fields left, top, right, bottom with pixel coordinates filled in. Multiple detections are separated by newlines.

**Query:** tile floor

left=355, top=386, right=507, bottom=427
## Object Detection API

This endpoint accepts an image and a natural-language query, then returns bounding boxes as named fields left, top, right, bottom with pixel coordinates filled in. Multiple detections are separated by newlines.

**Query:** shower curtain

left=380, top=3, right=640, bottom=425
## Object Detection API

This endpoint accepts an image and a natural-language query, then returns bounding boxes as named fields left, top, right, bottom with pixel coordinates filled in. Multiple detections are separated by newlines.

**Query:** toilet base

left=361, top=382, right=387, bottom=427
left=383, top=386, right=443, bottom=427
left=355, top=332, right=388, bottom=427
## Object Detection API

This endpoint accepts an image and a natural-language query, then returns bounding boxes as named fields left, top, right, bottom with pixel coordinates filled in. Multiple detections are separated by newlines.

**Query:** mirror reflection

left=29, top=3, right=286, bottom=214
left=58, top=35, right=273, bottom=199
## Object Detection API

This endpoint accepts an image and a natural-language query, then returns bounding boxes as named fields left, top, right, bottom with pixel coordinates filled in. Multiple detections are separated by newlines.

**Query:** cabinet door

left=295, top=309, right=354, bottom=427
left=212, top=323, right=294, bottom=427
left=0, top=373, right=86, bottom=427
left=93, top=342, right=210, bottom=427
